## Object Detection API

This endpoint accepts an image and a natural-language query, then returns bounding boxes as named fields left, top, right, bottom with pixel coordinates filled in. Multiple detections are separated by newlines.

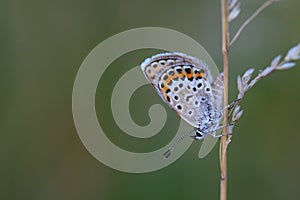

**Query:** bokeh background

left=1, top=0, right=300, bottom=199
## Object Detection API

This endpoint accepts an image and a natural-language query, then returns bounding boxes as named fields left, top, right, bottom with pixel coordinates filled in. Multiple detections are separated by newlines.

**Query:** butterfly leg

left=207, top=123, right=234, bottom=138
left=209, top=132, right=233, bottom=139
left=223, top=98, right=241, bottom=111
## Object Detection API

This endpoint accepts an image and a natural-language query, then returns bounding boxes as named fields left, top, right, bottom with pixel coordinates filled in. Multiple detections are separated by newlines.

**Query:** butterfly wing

left=141, top=52, right=216, bottom=128
left=211, top=72, right=224, bottom=110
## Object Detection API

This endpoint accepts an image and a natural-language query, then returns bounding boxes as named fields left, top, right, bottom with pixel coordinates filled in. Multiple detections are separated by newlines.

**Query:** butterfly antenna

left=163, top=129, right=195, bottom=159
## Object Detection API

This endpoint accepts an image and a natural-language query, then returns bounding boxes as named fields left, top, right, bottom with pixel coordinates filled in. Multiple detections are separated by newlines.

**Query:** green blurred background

left=1, top=0, right=300, bottom=199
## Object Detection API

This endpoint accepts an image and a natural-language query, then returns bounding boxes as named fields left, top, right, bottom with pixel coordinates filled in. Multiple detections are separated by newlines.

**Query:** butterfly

left=141, top=52, right=225, bottom=157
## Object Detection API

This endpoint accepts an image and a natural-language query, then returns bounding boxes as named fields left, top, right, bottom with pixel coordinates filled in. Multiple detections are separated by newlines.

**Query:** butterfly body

left=141, top=52, right=224, bottom=140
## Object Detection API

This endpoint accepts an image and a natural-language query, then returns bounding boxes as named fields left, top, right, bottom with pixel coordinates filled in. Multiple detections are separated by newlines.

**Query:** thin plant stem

left=220, top=0, right=229, bottom=199
left=229, top=0, right=278, bottom=47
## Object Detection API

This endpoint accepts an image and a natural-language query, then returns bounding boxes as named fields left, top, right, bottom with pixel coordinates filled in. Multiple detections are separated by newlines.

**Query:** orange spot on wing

left=195, top=72, right=205, bottom=79
left=165, top=78, right=171, bottom=85
left=169, top=74, right=177, bottom=80
left=181, top=71, right=187, bottom=78
left=162, top=86, right=169, bottom=92
left=186, top=70, right=194, bottom=79
left=178, top=73, right=185, bottom=78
